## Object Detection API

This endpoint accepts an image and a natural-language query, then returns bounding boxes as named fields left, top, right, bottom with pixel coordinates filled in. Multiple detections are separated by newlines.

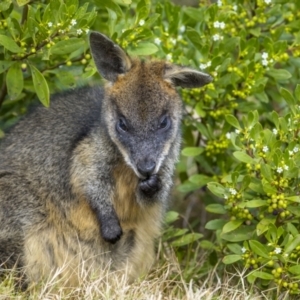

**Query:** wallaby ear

left=164, top=64, right=213, bottom=88
left=89, top=31, right=132, bottom=82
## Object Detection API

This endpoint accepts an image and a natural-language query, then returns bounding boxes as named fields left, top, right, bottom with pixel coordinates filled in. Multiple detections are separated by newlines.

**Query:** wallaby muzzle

left=136, top=158, right=156, bottom=178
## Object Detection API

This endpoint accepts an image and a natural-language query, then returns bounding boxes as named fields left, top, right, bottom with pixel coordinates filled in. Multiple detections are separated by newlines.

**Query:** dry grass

left=0, top=245, right=275, bottom=300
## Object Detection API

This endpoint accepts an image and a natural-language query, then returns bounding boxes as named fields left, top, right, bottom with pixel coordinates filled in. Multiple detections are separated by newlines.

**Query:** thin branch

left=21, top=4, right=28, bottom=25
left=0, top=80, right=7, bottom=109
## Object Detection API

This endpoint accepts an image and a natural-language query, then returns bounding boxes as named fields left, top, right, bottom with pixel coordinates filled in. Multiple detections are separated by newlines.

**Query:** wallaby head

left=89, top=32, right=212, bottom=181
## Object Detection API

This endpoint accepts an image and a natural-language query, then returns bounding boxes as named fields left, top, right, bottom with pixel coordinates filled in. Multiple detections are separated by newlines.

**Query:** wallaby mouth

left=139, top=174, right=162, bottom=197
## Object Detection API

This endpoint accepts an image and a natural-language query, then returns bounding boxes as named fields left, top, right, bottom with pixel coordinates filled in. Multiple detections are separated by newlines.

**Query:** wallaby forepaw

left=139, top=174, right=161, bottom=197
left=101, top=220, right=123, bottom=244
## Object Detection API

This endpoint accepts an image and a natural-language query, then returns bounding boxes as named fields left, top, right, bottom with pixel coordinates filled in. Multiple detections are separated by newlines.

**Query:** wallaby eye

left=117, top=117, right=128, bottom=133
left=158, top=116, right=170, bottom=131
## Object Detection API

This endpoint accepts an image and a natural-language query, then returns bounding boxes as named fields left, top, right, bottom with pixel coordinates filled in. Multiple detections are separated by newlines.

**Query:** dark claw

left=139, top=174, right=161, bottom=197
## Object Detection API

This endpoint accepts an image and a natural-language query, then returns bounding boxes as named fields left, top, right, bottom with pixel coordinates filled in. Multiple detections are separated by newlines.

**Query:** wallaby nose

left=137, top=159, right=156, bottom=178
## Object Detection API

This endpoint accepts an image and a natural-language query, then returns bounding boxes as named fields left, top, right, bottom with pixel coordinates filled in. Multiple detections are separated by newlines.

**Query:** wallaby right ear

left=89, top=32, right=132, bottom=82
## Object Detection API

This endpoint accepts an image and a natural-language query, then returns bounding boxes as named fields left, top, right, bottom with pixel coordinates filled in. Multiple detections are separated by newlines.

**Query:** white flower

left=48, top=22, right=53, bottom=28
left=289, top=150, right=294, bottom=156
left=224, top=195, right=228, bottom=199
left=170, top=38, right=177, bottom=45
left=219, top=22, right=225, bottom=29
left=264, top=0, right=271, bottom=4
left=178, top=34, right=183, bottom=40
left=199, top=62, right=211, bottom=70
left=241, top=247, right=247, bottom=253
left=217, top=0, right=222, bottom=6
left=166, top=54, right=172, bottom=61
left=226, top=132, right=231, bottom=139
left=274, top=247, right=281, bottom=254
left=229, top=188, right=237, bottom=195
left=154, top=38, right=161, bottom=45
left=214, top=21, right=220, bottom=28
left=235, top=129, right=240, bottom=134
left=213, top=34, right=221, bottom=41
left=213, top=21, right=225, bottom=29
left=293, top=146, right=299, bottom=153
left=139, top=19, right=145, bottom=26
left=179, top=25, right=186, bottom=33
left=277, top=167, right=283, bottom=174
left=262, top=59, right=269, bottom=66
left=70, top=19, right=77, bottom=26
left=284, top=165, right=289, bottom=170
left=262, top=52, right=268, bottom=59
left=273, top=128, right=278, bottom=135
left=233, top=4, right=238, bottom=11
left=77, top=29, right=83, bottom=35
left=85, top=29, right=90, bottom=34
left=263, top=146, right=269, bottom=153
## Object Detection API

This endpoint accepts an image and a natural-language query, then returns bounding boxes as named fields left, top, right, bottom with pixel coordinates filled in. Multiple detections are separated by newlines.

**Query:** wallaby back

left=0, top=31, right=212, bottom=285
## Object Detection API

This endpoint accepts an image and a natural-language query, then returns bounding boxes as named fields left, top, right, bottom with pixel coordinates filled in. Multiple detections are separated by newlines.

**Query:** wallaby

left=0, top=31, right=212, bottom=285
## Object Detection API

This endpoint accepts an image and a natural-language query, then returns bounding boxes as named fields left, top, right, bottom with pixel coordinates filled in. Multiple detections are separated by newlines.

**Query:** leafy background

left=1, top=0, right=300, bottom=297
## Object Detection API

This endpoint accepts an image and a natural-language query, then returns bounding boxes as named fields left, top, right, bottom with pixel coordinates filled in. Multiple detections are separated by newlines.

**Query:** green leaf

left=227, top=243, right=244, bottom=254
left=30, top=65, right=50, bottom=107
left=233, top=151, right=253, bottom=164
left=286, top=196, right=300, bottom=203
left=186, top=28, right=203, bottom=50
left=267, top=69, right=291, bottom=80
left=6, top=62, right=23, bottom=100
left=16, top=0, right=30, bottom=5
left=189, top=174, right=212, bottom=186
left=280, top=87, right=296, bottom=106
left=0, top=0, right=12, bottom=11
left=261, top=164, right=273, bottom=182
left=225, top=114, right=241, bottom=129
left=249, top=240, right=269, bottom=259
left=0, top=61, right=13, bottom=74
left=221, top=226, right=254, bottom=242
left=199, top=240, right=215, bottom=250
left=177, top=181, right=199, bottom=193
left=255, top=91, right=269, bottom=103
left=94, top=0, right=123, bottom=16
left=251, top=271, right=273, bottom=280
left=182, top=147, right=204, bottom=157
left=284, top=234, right=300, bottom=254
left=222, top=220, right=243, bottom=234
left=207, top=182, right=225, bottom=198
left=205, top=204, right=226, bottom=214
left=0, top=35, right=21, bottom=53
left=171, top=233, right=203, bottom=247
left=295, top=84, right=300, bottom=101
left=288, top=265, right=300, bottom=275
left=242, top=200, right=267, bottom=208
left=222, top=255, right=242, bottom=264
left=205, top=219, right=227, bottom=230
left=127, top=42, right=158, bottom=56
left=50, top=38, right=85, bottom=55
left=256, top=218, right=275, bottom=236
left=271, top=111, right=279, bottom=128
left=164, top=211, right=179, bottom=224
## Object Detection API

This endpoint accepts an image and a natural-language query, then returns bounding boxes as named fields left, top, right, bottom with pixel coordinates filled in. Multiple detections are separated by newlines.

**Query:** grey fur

left=0, top=32, right=212, bottom=284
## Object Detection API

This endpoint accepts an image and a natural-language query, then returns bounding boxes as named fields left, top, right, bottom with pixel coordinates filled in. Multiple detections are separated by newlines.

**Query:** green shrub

left=2, top=0, right=300, bottom=296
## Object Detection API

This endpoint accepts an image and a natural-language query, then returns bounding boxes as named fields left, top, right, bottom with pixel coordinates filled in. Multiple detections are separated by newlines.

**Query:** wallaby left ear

left=164, top=65, right=213, bottom=88
left=89, top=31, right=132, bottom=82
